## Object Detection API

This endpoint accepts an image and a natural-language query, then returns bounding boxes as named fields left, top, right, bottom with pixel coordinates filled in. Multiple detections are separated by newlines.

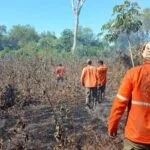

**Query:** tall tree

left=71, top=0, right=86, bottom=54
left=102, top=0, right=142, bottom=67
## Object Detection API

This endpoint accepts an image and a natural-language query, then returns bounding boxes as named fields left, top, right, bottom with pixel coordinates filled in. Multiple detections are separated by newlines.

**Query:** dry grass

left=0, top=56, right=128, bottom=150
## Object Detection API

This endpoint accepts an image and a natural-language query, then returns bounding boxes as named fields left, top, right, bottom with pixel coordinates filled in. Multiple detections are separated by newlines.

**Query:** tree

left=74, top=26, right=105, bottom=57
left=60, top=29, right=73, bottom=52
left=102, top=20, right=120, bottom=57
left=78, top=27, right=95, bottom=45
left=0, top=25, right=6, bottom=36
left=9, top=25, right=39, bottom=49
left=141, top=8, right=150, bottom=39
left=37, top=32, right=57, bottom=58
left=71, top=0, right=86, bottom=54
left=38, top=32, right=57, bottom=48
left=0, top=25, right=7, bottom=50
left=102, top=0, right=142, bottom=66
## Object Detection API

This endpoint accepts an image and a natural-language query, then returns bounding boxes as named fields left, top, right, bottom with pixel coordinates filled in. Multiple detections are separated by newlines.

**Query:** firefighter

left=55, top=64, right=65, bottom=83
left=97, top=60, right=107, bottom=103
left=80, top=59, right=97, bottom=109
left=108, top=42, right=150, bottom=150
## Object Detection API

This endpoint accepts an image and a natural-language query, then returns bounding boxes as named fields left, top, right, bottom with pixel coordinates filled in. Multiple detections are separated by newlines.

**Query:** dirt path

left=1, top=94, right=118, bottom=149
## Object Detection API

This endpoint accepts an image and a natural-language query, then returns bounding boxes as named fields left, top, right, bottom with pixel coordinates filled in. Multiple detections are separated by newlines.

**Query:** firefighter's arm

left=108, top=70, right=132, bottom=137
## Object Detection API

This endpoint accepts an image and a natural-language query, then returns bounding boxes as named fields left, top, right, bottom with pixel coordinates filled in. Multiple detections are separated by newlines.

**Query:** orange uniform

left=97, top=64, right=107, bottom=85
left=108, top=61, right=150, bottom=144
left=56, top=66, right=65, bottom=78
left=80, top=65, right=97, bottom=88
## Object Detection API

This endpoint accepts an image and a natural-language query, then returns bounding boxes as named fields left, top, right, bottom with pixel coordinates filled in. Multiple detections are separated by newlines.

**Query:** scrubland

left=0, top=56, right=129, bottom=150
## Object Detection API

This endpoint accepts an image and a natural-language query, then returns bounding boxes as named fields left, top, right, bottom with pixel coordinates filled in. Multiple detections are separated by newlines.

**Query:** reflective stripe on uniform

left=117, top=94, right=129, bottom=101
left=132, top=100, right=150, bottom=106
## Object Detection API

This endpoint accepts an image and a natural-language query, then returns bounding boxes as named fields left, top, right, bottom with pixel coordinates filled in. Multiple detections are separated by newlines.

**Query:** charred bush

left=0, top=84, right=18, bottom=109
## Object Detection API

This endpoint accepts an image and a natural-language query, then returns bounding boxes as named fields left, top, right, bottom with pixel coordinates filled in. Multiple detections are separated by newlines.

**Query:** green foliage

left=60, top=29, right=73, bottom=52
left=0, top=24, right=118, bottom=59
left=0, top=25, right=7, bottom=35
left=77, top=26, right=95, bottom=45
left=1, top=0, right=150, bottom=61
left=101, top=0, right=143, bottom=66
left=101, top=0, right=143, bottom=52
left=141, top=8, right=150, bottom=38
left=37, top=32, right=57, bottom=48
left=9, top=25, right=39, bottom=49
left=102, top=0, right=142, bottom=42
left=0, top=47, right=14, bottom=59
left=112, top=0, right=142, bottom=34
left=0, top=25, right=7, bottom=50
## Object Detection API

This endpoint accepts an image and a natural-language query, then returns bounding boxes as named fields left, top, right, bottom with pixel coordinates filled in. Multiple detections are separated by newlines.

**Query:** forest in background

left=0, top=5, right=150, bottom=61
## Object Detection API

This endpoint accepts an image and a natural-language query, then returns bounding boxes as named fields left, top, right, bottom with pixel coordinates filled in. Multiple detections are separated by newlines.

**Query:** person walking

left=97, top=60, right=107, bottom=103
left=108, top=42, right=150, bottom=150
left=55, top=64, right=65, bottom=83
left=80, top=59, right=98, bottom=109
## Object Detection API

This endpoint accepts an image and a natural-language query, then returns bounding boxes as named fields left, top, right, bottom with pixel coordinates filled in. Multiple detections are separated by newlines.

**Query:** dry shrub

left=0, top=56, right=127, bottom=149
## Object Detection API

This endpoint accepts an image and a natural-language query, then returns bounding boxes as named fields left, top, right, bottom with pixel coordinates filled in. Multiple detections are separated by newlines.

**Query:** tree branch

left=71, top=0, right=75, bottom=14
left=71, top=0, right=74, bottom=13
left=79, top=0, right=86, bottom=13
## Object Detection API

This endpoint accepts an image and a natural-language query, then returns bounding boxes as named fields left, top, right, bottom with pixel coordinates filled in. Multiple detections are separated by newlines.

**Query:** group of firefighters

left=80, top=59, right=107, bottom=109
left=55, top=41, right=150, bottom=150
left=55, top=59, right=108, bottom=109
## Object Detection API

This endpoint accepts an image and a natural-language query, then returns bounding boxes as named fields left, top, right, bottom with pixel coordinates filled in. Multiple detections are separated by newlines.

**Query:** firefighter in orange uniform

left=97, top=60, right=107, bottom=103
left=80, top=59, right=97, bottom=109
left=55, top=64, right=65, bottom=83
left=108, top=42, right=150, bottom=150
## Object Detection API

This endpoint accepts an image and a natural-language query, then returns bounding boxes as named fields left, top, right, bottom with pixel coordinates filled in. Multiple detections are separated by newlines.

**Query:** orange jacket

left=80, top=65, right=97, bottom=88
left=97, top=64, right=107, bottom=85
left=56, top=66, right=65, bottom=77
left=108, top=61, right=150, bottom=144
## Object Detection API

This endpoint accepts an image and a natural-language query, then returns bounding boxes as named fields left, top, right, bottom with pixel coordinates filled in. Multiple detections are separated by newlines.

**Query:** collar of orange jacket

left=144, top=61, right=150, bottom=64
left=87, top=64, right=92, bottom=67
left=99, top=64, right=106, bottom=67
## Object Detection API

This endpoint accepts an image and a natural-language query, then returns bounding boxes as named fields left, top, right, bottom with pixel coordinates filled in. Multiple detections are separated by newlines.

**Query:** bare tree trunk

left=127, top=36, right=134, bottom=67
left=72, top=13, right=79, bottom=54
left=71, top=0, right=86, bottom=54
